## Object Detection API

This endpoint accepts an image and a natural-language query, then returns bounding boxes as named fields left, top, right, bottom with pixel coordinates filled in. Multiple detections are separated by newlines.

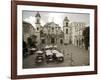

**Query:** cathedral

left=34, top=12, right=71, bottom=47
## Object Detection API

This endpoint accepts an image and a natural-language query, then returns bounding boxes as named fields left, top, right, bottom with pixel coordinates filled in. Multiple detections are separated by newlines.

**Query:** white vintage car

left=35, top=55, right=44, bottom=64
left=35, top=50, right=44, bottom=64
left=45, top=50, right=54, bottom=63
left=52, top=49, right=64, bottom=62
left=45, top=50, right=53, bottom=56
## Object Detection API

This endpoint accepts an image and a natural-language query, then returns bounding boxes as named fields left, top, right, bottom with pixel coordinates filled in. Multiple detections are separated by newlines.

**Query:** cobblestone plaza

left=23, top=44, right=89, bottom=68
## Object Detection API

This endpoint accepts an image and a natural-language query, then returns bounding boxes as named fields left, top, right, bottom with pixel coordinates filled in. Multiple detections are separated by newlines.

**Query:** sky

left=23, top=11, right=90, bottom=29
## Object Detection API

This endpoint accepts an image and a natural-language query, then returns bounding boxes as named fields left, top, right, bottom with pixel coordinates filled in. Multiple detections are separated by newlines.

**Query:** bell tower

left=35, top=12, right=41, bottom=46
left=63, top=17, right=70, bottom=44
left=35, top=12, right=41, bottom=32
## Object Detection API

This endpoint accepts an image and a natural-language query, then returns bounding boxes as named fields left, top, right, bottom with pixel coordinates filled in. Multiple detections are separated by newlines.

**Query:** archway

left=51, top=37, right=55, bottom=44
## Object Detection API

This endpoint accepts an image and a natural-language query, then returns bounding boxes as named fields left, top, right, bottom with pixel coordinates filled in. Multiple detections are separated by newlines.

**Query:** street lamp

left=67, top=52, right=74, bottom=66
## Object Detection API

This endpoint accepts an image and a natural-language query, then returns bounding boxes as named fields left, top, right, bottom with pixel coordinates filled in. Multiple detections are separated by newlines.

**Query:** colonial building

left=70, top=22, right=86, bottom=48
left=23, top=12, right=87, bottom=48
left=23, top=21, right=35, bottom=42
left=34, top=12, right=64, bottom=47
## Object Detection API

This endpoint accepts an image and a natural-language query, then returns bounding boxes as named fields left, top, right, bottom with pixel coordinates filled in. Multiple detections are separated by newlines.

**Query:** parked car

left=35, top=50, right=43, bottom=55
left=52, top=49, right=64, bottom=62
left=29, top=48, right=37, bottom=55
left=45, top=50, right=54, bottom=63
left=35, top=50, right=44, bottom=64
left=45, top=50, right=53, bottom=57
left=35, top=55, right=44, bottom=64
left=56, top=52, right=64, bottom=62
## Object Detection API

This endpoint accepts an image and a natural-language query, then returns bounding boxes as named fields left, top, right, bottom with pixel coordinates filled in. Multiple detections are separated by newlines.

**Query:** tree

left=83, top=27, right=89, bottom=50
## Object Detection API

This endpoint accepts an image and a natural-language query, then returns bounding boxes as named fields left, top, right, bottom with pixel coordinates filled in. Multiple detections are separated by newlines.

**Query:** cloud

left=24, top=16, right=45, bottom=28
left=24, top=16, right=36, bottom=28
left=48, top=13, right=64, bottom=27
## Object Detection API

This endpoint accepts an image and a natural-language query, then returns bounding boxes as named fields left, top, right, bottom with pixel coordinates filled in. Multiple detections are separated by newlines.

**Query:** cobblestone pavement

left=23, top=44, right=89, bottom=68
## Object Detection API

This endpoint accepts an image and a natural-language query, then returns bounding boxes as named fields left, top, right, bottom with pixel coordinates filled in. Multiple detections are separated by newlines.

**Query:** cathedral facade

left=34, top=12, right=71, bottom=47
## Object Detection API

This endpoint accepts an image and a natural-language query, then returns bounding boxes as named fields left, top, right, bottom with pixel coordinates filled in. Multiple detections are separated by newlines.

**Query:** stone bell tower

left=35, top=12, right=41, bottom=32
left=35, top=12, right=41, bottom=46
left=63, top=17, right=70, bottom=44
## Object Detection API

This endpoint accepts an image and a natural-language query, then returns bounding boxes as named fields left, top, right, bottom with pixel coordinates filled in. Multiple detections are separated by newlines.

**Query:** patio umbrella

left=36, top=50, right=43, bottom=54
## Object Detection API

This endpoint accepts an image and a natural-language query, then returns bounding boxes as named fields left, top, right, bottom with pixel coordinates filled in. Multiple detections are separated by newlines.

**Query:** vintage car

left=35, top=50, right=44, bottom=64
left=45, top=50, right=53, bottom=56
left=29, top=48, right=37, bottom=55
left=45, top=50, right=54, bottom=63
left=35, top=55, right=44, bottom=64
left=56, top=52, right=64, bottom=62
left=35, top=50, right=43, bottom=55
left=52, top=49, right=64, bottom=62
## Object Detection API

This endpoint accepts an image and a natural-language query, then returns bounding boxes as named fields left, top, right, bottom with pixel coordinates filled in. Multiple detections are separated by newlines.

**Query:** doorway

left=60, top=39, right=63, bottom=44
left=51, top=38, right=55, bottom=44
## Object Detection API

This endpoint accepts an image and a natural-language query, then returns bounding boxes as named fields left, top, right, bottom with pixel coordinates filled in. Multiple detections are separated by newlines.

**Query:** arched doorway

left=60, top=39, right=63, bottom=44
left=51, top=37, right=55, bottom=44
left=41, top=39, right=45, bottom=44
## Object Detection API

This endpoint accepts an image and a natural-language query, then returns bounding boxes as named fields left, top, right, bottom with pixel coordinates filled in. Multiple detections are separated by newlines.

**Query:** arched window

left=66, top=22, right=68, bottom=27
left=60, top=39, right=63, bottom=44
left=52, top=27, right=54, bottom=32
left=37, top=27, right=39, bottom=30
left=66, top=29, right=68, bottom=34
left=40, top=30, right=43, bottom=34
left=41, top=39, right=45, bottom=44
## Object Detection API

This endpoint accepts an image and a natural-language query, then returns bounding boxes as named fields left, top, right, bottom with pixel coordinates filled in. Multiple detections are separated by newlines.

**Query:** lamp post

left=67, top=52, right=74, bottom=66
left=70, top=53, right=73, bottom=66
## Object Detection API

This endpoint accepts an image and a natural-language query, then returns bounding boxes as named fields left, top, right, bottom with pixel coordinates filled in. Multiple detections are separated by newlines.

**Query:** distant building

left=23, top=21, right=35, bottom=42
left=70, top=22, right=86, bottom=48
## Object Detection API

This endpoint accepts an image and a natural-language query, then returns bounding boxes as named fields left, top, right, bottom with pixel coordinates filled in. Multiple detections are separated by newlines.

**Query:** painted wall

left=0, top=0, right=99, bottom=80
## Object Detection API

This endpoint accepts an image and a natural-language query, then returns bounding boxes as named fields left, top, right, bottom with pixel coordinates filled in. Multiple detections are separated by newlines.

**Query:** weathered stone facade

left=70, top=22, right=86, bottom=48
